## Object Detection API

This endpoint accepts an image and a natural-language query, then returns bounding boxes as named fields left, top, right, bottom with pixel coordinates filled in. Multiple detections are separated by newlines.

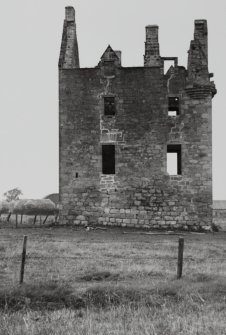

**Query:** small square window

left=168, top=111, right=177, bottom=116
left=168, top=97, right=179, bottom=116
left=104, top=97, right=115, bottom=116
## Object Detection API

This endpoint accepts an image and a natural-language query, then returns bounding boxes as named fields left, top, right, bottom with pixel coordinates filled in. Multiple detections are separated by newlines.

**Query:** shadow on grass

left=79, top=270, right=120, bottom=282
left=190, top=273, right=215, bottom=283
left=0, top=276, right=226, bottom=312
left=0, top=281, right=79, bottom=311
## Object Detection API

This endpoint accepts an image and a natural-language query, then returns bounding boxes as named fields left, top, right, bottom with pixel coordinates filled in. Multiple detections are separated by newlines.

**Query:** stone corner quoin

left=58, top=7, right=217, bottom=231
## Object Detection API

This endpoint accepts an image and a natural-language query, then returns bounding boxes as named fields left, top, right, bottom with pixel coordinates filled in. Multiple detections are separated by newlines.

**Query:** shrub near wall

left=0, top=199, right=58, bottom=225
left=12, top=199, right=57, bottom=216
left=0, top=201, right=10, bottom=215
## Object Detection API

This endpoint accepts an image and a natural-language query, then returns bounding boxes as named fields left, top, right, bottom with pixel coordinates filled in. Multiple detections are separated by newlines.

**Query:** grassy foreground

left=0, top=226, right=226, bottom=334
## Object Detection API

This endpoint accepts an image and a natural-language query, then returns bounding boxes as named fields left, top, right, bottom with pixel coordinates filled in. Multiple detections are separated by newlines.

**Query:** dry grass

left=0, top=214, right=56, bottom=227
left=0, top=225, right=226, bottom=334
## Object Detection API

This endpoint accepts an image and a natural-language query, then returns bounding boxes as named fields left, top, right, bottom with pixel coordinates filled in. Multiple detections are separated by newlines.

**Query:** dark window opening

left=104, top=97, right=115, bottom=116
left=76, top=172, right=78, bottom=178
left=168, top=97, right=180, bottom=116
left=102, top=145, right=115, bottom=174
left=167, top=144, right=181, bottom=175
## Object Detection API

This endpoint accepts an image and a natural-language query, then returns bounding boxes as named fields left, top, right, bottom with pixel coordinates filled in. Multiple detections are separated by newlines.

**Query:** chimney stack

left=144, top=25, right=162, bottom=67
left=59, top=6, right=80, bottom=69
left=194, top=20, right=208, bottom=62
left=65, top=6, right=75, bottom=22
left=187, top=19, right=209, bottom=84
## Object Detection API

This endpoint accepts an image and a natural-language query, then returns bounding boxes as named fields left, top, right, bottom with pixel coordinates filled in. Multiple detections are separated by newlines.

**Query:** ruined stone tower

left=59, top=7, right=216, bottom=230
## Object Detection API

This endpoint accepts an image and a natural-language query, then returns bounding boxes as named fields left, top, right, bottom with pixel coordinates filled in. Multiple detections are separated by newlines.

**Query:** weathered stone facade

left=59, top=7, right=216, bottom=230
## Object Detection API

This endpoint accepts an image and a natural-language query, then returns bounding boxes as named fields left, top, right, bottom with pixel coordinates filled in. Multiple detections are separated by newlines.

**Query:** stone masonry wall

left=59, top=65, right=213, bottom=231
left=59, top=9, right=216, bottom=231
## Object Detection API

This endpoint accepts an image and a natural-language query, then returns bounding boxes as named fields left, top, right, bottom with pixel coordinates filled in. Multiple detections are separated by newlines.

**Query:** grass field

left=0, top=224, right=226, bottom=334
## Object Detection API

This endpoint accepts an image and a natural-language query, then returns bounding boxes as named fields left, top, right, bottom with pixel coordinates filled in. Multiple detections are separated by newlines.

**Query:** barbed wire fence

left=1, top=227, right=225, bottom=288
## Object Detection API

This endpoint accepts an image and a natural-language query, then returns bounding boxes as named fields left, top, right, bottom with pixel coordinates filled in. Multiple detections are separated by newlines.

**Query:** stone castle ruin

left=59, top=7, right=216, bottom=230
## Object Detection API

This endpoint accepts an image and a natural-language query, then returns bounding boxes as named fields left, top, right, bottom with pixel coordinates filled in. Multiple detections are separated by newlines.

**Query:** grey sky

left=0, top=0, right=225, bottom=199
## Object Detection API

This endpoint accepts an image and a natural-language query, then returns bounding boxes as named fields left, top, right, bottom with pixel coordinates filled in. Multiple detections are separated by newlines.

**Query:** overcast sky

left=0, top=0, right=225, bottom=199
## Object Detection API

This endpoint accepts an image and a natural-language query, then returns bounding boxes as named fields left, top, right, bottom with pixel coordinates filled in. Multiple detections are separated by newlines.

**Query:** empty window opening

left=167, top=144, right=181, bottom=175
left=102, top=145, right=115, bottom=174
left=75, top=172, right=78, bottom=178
left=168, top=111, right=177, bottom=116
left=164, top=60, right=175, bottom=74
left=168, top=97, right=180, bottom=116
left=104, top=97, right=115, bottom=116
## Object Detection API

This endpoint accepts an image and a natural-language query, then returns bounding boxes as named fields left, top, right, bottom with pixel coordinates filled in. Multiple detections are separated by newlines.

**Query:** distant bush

left=44, top=193, right=59, bottom=206
left=3, top=188, right=22, bottom=202
left=12, top=199, right=58, bottom=216
left=0, top=201, right=10, bottom=215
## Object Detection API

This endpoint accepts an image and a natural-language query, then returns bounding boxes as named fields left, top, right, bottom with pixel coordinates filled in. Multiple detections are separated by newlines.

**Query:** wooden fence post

left=177, top=237, right=184, bottom=279
left=19, top=235, right=27, bottom=284
left=33, top=215, right=37, bottom=225
left=42, top=215, right=48, bottom=225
